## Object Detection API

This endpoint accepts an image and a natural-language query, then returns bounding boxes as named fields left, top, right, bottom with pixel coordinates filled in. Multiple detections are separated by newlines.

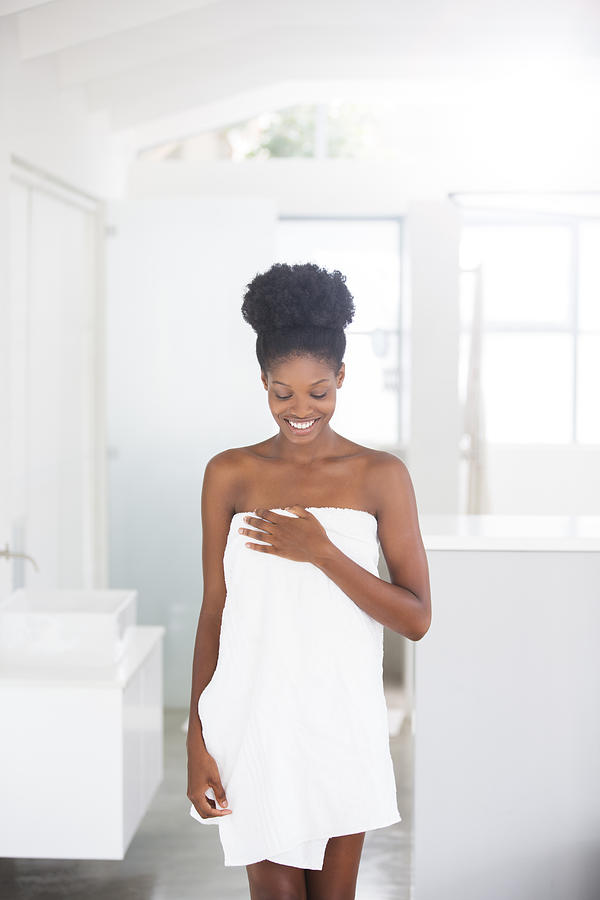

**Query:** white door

left=1, top=161, right=107, bottom=597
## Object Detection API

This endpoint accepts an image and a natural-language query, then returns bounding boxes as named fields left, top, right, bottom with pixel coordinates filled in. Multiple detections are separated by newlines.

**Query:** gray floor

left=0, top=702, right=414, bottom=900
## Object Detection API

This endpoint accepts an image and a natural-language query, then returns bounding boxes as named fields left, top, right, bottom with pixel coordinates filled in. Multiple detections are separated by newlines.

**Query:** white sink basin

left=0, top=589, right=138, bottom=667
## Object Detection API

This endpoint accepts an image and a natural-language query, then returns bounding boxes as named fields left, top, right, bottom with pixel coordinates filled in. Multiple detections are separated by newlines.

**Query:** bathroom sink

left=0, top=589, right=138, bottom=667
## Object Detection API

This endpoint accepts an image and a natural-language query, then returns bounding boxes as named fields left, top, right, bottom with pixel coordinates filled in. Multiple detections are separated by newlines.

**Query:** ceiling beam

left=0, top=0, right=56, bottom=16
left=56, top=0, right=261, bottom=89
left=15, top=0, right=221, bottom=59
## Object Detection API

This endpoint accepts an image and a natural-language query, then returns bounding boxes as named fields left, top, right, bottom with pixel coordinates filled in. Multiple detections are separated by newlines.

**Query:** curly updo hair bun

left=241, top=261, right=355, bottom=374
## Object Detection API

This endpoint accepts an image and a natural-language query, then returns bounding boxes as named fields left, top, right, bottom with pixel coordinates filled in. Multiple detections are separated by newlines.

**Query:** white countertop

left=0, top=625, right=165, bottom=687
left=419, top=514, right=600, bottom=551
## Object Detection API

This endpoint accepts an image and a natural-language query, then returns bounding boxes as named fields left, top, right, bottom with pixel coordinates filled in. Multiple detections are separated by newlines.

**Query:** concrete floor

left=0, top=697, right=414, bottom=899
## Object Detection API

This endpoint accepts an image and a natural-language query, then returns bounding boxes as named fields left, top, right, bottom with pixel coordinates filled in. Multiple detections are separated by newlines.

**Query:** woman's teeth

left=286, top=418, right=318, bottom=431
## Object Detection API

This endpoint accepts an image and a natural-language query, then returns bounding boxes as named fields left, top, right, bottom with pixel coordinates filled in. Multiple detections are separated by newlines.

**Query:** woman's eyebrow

left=272, top=378, right=329, bottom=387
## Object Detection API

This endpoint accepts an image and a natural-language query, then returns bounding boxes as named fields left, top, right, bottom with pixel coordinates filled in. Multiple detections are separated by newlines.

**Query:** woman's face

left=261, top=355, right=345, bottom=441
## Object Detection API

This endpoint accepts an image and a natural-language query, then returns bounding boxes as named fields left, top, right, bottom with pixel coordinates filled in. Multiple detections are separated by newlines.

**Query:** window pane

left=461, top=225, right=571, bottom=326
left=576, top=335, right=600, bottom=442
left=481, top=333, right=573, bottom=442
left=579, top=223, right=600, bottom=332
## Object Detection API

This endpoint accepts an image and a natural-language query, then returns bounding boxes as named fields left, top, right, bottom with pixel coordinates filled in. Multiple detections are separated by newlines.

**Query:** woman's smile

left=283, top=416, right=320, bottom=435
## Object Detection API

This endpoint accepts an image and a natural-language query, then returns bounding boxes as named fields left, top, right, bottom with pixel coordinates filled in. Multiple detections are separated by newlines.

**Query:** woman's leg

left=305, top=832, right=366, bottom=900
left=245, top=858, right=308, bottom=900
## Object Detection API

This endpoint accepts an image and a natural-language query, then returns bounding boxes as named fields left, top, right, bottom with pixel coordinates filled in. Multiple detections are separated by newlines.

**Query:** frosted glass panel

left=8, top=183, right=29, bottom=521
left=481, top=333, right=572, bottom=443
left=9, top=179, right=98, bottom=589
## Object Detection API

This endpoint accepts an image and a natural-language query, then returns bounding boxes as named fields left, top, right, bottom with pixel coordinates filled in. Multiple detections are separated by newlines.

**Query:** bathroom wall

left=106, top=193, right=278, bottom=706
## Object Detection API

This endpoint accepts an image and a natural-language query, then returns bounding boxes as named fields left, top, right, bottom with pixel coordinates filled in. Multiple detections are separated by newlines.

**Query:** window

left=276, top=218, right=406, bottom=447
left=137, top=101, right=407, bottom=162
left=459, top=215, right=600, bottom=444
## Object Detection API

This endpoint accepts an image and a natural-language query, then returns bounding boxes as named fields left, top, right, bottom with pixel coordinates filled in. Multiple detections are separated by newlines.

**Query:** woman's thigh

left=245, top=858, right=308, bottom=900
left=305, top=832, right=366, bottom=900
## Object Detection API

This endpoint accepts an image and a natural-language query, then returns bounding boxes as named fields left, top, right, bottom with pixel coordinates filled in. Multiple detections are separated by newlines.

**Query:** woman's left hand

left=238, top=506, right=333, bottom=565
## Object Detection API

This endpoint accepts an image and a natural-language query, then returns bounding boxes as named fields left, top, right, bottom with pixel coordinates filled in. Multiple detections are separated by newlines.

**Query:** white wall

left=106, top=193, right=277, bottom=706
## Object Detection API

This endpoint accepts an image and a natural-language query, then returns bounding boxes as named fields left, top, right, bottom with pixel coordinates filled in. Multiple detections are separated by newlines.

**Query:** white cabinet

left=0, top=618, right=165, bottom=859
left=413, top=515, right=600, bottom=900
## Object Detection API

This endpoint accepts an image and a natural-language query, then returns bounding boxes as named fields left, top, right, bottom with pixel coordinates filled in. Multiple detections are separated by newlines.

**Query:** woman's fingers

left=193, top=794, right=232, bottom=819
left=253, top=507, right=291, bottom=523
left=244, top=511, right=276, bottom=528
left=188, top=752, right=232, bottom=819
left=284, top=505, right=309, bottom=517
left=238, top=526, right=272, bottom=542
left=212, top=780, right=230, bottom=811
left=242, top=515, right=272, bottom=531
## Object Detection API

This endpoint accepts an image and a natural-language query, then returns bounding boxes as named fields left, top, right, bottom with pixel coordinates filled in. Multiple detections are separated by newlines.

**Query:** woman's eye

left=274, top=392, right=327, bottom=401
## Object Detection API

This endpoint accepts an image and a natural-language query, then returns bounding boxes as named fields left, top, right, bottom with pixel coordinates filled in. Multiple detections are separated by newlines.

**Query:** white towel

left=189, top=507, right=401, bottom=869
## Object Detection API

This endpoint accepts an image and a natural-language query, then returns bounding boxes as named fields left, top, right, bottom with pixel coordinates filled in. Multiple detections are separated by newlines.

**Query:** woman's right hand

left=188, top=749, right=232, bottom=819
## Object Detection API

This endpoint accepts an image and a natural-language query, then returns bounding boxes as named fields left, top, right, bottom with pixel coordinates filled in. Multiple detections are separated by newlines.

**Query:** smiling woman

left=186, top=261, right=431, bottom=900
left=242, top=262, right=355, bottom=454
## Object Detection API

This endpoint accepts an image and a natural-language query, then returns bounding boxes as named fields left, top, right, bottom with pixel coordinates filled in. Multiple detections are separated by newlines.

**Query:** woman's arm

left=186, top=451, right=240, bottom=758
left=313, top=453, right=431, bottom=641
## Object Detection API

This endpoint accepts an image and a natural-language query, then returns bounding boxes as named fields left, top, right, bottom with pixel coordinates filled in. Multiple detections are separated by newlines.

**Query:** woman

left=187, top=261, right=431, bottom=900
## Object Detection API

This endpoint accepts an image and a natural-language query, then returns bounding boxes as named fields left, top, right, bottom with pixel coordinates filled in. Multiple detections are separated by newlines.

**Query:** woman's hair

left=241, top=262, right=356, bottom=374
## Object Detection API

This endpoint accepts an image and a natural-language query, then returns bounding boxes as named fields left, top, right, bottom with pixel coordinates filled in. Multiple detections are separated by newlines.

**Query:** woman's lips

left=283, top=417, right=320, bottom=435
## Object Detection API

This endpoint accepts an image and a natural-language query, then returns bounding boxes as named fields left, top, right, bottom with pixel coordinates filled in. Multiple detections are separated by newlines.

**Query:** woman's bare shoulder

left=364, top=450, right=416, bottom=518
left=364, top=448, right=410, bottom=482
left=365, top=448, right=409, bottom=473
left=205, top=443, right=266, bottom=469
left=337, top=442, right=407, bottom=474
left=203, top=445, right=268, bottom=511
left=206, top=438, right=274, bottom=467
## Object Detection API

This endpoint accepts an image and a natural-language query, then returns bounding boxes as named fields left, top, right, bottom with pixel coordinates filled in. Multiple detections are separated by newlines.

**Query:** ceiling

left=2, top=0, right=600, bottom=151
